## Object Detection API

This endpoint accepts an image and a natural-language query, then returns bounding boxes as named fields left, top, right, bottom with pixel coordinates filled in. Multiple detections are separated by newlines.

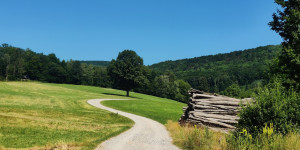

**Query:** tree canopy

left=0, top=43, right=278, bottom=101
left=107, top=50, right=147, bottom=96
left=269, top=0, right=300, bottom=86
left=150, top=45, right=281, bottom=95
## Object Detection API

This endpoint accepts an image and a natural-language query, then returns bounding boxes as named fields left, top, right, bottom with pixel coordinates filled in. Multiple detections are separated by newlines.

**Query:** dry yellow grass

left=166, top=121, right=227, bottom=150
left=166, top=120, right=300, bottom=150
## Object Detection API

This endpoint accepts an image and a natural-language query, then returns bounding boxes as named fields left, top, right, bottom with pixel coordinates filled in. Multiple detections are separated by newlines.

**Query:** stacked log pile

left=179, top=89, right=252, bottom=132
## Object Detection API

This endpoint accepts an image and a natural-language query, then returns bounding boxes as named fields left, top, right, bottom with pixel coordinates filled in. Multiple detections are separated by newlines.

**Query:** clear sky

left=0, top=0, right=282, bottom=65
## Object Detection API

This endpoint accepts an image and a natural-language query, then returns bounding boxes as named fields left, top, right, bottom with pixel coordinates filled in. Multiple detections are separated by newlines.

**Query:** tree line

left=0, top=44, right=109, bottom=87
left=0, top=44, right=190, bottom=103
left=150, top=45, right=282, bottom=98
left=0, top=43, right=282, bottom=101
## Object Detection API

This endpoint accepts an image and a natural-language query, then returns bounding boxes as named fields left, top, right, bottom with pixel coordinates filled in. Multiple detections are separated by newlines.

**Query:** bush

left=166, top=121, right=300, bottom=150
left=166, top=121, right=227, bottom=150
left=238, top=80, right=300, bottom=135
left=227, top=125, right=300, bottom=150
left=220, top=84, right=241, bottom=98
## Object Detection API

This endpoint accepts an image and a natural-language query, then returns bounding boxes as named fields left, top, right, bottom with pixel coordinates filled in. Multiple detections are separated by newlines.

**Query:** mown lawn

left=0, top=81, right=185, bottom=149
left=0, top=81, right=135, bottom=149
left=101, top=92, right=186, bottom=124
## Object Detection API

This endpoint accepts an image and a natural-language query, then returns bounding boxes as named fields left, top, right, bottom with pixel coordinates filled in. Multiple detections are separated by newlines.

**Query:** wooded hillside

left=0, top=44, right=190, bottom=103
left=0, top=43, right=281, bottom=101
left=79, top=61, right=110, bottom=67
left=150, top=45, right=281, bottom=94
left=0, top=44, right=110, bottom=87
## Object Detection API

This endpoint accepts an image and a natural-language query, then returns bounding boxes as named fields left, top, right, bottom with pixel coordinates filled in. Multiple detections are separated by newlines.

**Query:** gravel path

left=87, top=99, right=180, bottom=150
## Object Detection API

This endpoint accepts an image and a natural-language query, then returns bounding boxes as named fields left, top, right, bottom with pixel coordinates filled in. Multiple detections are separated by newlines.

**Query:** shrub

left=238, top=80, right=300, bottom=135
left=166, top=121, right=227, bottom=150
left=227, top=124, right=300, bottom=150
left=166, top=121, right=300, bottom=150
left=220, top=84, right=241, bottom=98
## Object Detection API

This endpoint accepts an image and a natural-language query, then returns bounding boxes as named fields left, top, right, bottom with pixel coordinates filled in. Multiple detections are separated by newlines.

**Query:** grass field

left=0, top=81, right=133, bottom=149
left=101, top=93, right=185, bottom=124
left=0, top=81, right=185, bottom=149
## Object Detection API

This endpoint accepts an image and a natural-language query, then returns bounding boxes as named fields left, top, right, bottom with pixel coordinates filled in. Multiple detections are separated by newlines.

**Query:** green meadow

left=102, top=95, right=185, bottom=124
left=0, top=81, right=184, bottom=149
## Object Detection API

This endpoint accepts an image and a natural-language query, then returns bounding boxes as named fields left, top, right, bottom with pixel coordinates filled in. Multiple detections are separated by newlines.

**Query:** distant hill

left=0, top=43, right=281, bottom=98
left=150, top=45, right=281, bottom=93
left=79, top=61, right=110, bottom=67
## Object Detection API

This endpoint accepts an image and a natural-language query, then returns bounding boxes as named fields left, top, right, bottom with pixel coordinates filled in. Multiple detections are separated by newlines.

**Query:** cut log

left=192, top=94, right=216, bottom=99
left=193, top=110, right=237, bottom=115
left=194, top=105, right=217, bottom=109
left=191, top=112, right=239, bottom=120
left=182, top=106, right=188, bottom=112
left=194, top=103, right=239, bottom=110
left=181, top=89, right=253, bottom=132
left=192, top=97, right=250, bottom=105
left=194, top=97, right=240, bottom=102
left=189, top=115, right=236, bottom=129
left=212, top=105, right=240, bottom=110
left=194, top=109, right=228, bottom=112
left=193, top=100, right=241, bottom=106
left=216, top=119, right=238, bottom=125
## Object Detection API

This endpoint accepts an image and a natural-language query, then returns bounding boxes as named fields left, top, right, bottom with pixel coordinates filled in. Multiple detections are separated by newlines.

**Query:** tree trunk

left=6, top=65, right=9, bottom=81
left=126, top=90, right=129, bottom=97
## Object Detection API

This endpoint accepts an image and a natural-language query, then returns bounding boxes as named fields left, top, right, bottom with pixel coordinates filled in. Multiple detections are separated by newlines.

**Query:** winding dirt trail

left=87, top=99, right=180, bottom=150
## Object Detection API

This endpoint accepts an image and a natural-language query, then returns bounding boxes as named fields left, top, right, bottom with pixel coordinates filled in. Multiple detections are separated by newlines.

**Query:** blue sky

left=0, top=0, right=282, bottom=65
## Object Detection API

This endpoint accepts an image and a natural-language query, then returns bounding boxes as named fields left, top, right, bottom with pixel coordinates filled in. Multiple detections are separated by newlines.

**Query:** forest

left=0, top=44, right=189, bottom=102
left=80, top=61, right=110, bottom=67
left=0, top=43, right=281, bottom=101
left=0, top=44, right=110, bottom=87
left=150, top=45, right=281, bottom=97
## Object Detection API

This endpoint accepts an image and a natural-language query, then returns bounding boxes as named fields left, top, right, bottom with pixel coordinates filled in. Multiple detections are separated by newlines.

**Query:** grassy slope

left=101, top=93, right=185, bottom=124
left=0, top=81, right=185, bottom=149
left=0, top=82, right=135, bottom=149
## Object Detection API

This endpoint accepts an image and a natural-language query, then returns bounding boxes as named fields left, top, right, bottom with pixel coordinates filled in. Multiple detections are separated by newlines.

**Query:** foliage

left=238, top=79, right=300, bottom=135
left=80, top=60, right=110, bottom=67
left=0, top=43, right=279, bottom=102
left=166, top=121, right=300, bottom=150
left=139, top=73, right=191, bottom=103
left=0, top=44, right=191, bottom=102
left=220, top=83, right=241, bottom=98
left=150, top=45, right=281, bottom=94
left=227, top=126, right=300, bottom=150
left=269, top=0, right=300, bottom=87
left=0, top=44, right=111, bottom=87
left=175, top=79, right=192, bottom=102
left=107, top=50, right=148, bottom=96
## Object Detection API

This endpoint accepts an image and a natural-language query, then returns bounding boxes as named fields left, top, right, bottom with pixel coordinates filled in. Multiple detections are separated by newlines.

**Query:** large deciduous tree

left=269, top=0, right=300, bottom=86
left=107, top=50, right=147, bottom=96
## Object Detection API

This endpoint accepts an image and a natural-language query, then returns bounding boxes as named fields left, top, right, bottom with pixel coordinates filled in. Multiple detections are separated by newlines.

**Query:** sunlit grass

left=166, top=121, right=300, bottom=150
left=101, top=93, right=185, bottom=124
left=166, top=121, right=227, bottom=150
left=0, top=81, right=134, bottom=149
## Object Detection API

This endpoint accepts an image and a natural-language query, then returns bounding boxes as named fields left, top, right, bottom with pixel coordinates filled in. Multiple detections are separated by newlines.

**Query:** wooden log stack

left=179, top=89, right=252, bottom=132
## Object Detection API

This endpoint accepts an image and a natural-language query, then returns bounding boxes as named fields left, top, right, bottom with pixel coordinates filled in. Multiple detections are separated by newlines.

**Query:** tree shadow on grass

left=102, top=93, right=139, bottom=99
